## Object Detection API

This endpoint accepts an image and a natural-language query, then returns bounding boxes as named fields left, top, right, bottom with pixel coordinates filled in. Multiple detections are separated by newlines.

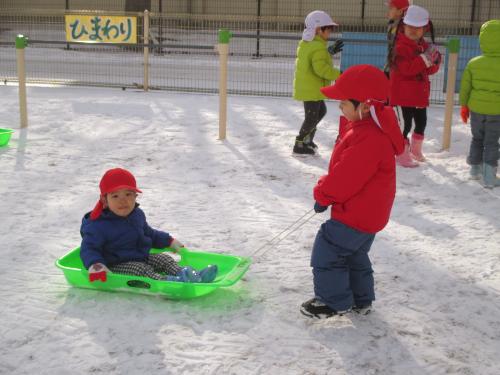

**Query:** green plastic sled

left=0, top=128, right=14, bottom=147
left=55, top=247, right=251, bottom=299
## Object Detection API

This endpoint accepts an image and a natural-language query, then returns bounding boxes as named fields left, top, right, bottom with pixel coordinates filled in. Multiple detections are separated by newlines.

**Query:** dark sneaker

left=303, top=132, right=318, bottom=150
left=306, top=141, right=318, bottom=150
left=293, top=140, right=315, bottom=155
left=300, top=298, right=350, bottom=319
left=352, top=303, right=372, bottom=315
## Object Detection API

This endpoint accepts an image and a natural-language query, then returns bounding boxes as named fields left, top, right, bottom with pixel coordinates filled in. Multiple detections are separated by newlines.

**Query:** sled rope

left=251, top=208, right=317, bottom=258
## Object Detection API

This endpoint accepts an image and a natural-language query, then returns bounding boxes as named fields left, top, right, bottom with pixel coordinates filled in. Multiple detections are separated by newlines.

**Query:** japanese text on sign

left=65, top=15, right=137, bottom=44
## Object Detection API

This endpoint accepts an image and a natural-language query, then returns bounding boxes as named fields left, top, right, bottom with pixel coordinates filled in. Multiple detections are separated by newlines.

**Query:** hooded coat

left=79, top=205, right=173, bottom=269
left=389, top=32, right=440, bottom=107
left=460, top=20, right=500, bottom=115
left=314, top=108, right=404, bottom=233
left=293, top=36, right=341, bottom=101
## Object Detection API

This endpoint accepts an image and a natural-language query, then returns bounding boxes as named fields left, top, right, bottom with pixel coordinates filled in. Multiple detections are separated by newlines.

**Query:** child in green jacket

left=292, top=10, right=342, bottom=155
left=460, top=20, right=500, bottom=188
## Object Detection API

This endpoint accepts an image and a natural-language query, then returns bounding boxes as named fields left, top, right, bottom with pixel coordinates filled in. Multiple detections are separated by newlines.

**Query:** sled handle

left=127, top=280, right=151, bottom=289
left=217, top=257, right=251, bottom=287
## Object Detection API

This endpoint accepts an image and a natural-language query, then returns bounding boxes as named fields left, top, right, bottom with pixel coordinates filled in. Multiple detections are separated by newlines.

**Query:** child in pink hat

left=80, top=168, right=217, bottom=284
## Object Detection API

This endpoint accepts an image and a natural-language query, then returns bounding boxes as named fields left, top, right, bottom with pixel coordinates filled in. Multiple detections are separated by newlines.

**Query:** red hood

left=339, top=107, right=404, bottom=156
left=370, top=106, right=405, bottom=155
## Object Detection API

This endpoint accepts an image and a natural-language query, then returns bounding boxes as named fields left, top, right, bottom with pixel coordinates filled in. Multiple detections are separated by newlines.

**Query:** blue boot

left=165, top=266, right=201, bottom=283
left=482, top=163, right=500, bottom=189
left=165, top=266, right=218, bottom=283
left=198, top=265, right=218, bottom=283
left=469, top=164, right=482, bottom=180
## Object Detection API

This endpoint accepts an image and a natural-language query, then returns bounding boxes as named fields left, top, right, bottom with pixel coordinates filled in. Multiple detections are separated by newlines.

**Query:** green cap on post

left=447, top=38, right=460, bottom=53
left=15, top=34, right=28, bottom=49
left=218, top=29, right=232, bottom=44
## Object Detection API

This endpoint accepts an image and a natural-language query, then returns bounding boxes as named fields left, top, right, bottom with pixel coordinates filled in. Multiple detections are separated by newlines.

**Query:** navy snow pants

left=311, top=219, right=376, bottom=311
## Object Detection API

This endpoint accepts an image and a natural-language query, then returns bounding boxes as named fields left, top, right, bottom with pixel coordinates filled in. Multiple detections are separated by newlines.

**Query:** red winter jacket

left=389, top=33, right=440, bottom=107
left=314, top=109, right=404, bottom=233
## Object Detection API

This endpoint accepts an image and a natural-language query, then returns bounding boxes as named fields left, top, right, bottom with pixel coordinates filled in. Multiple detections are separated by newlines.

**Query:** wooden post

left=143, top=9, right=150, bottom=91
left=217, top=29, right=232, bottom=140
left=16, top=34, right=28, bottom=129
left=442, top=38, right=460, bottom=151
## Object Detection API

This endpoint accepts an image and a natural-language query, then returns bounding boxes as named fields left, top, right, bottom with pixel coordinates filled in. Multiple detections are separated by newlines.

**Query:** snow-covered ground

left=1, top=85, right=499, bottom=374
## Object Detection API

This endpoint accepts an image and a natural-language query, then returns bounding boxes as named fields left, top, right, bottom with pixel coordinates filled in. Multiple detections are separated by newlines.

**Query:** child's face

left=404, top=24, right=425, bottom=41
left=339, top=100, right=370, bottom=122
left=387, top=6, right=404, bottom=21
left=102, top=188, right=138, bottom=217
left=316, top=27, right=333, bottom=41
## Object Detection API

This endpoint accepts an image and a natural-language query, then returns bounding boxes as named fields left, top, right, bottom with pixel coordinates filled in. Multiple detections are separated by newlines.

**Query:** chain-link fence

left=0, top=1, right=498, bottom=102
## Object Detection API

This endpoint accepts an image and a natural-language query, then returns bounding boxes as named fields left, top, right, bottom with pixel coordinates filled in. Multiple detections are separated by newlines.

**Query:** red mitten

left=460, top=106, right=470, bottom=124
left=88, top=263, right=109, bottom=282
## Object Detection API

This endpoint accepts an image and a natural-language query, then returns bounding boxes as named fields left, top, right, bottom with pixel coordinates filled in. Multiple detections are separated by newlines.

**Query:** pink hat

left=90, top=168, right=142, bottom=220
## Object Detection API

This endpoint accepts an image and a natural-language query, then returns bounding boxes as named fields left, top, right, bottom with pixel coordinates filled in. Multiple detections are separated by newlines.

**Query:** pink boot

left=410, top=133, right=426, bottom=162
left=396, top=139, right=419, bottom=168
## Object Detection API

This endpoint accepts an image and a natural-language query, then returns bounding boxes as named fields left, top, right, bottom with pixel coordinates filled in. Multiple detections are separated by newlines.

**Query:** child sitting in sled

left=80, top=168, right=217, bottom=283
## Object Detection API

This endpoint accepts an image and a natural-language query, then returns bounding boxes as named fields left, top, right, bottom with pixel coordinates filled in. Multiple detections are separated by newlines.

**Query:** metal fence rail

left=0, top=3, right=497, bottom=102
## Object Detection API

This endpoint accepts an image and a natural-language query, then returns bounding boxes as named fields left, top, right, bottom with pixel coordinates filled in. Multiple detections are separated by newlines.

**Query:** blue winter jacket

left=80, top=205, right=173, bottom=269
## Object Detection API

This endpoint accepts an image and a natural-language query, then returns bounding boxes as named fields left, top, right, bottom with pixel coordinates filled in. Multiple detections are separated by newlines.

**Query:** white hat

left=302, top=10, right=338, bottom=41
left=403, top=5, right=429, bottom=27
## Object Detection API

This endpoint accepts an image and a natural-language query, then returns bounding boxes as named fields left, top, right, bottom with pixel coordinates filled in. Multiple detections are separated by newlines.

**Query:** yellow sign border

left=65, top=15, right=137, bottom=44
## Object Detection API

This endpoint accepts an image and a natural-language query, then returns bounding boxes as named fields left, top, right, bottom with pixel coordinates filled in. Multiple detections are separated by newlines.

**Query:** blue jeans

left=311, top=219, right=376, bottom=311
left=468, top=112, right=500, bottom=167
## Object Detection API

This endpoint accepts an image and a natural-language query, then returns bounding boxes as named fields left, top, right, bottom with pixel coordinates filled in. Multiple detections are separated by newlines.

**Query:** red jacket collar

left=396, top=32, right=428, bottom=52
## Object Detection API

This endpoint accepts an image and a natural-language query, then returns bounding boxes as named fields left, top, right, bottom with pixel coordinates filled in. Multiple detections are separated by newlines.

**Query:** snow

left=1, top=84, right=499, bottom=375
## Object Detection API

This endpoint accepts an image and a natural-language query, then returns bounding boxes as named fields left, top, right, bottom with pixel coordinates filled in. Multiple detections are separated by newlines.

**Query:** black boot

left=300, top=298, right=350, bottom=319
left=293, top=137, right=315, bottom=155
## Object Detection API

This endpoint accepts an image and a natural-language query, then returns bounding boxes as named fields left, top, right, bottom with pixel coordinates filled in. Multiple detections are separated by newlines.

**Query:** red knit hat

left=89, top=168, right=142, bottom=220
left=321, top=64, right=389, bottom=103
left=387, top=0, right=410, bottom=10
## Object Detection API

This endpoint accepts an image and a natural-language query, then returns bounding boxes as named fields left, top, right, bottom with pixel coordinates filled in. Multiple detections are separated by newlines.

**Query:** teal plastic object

left=0, top=128, right=14, bottom=147
left=56, top=247, right=251, bottom=299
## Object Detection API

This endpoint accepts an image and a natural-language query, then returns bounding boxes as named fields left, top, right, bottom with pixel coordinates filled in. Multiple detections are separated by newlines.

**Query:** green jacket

left=293, top=36, right=341, bottom=101
left=459, top=20, right=500, bottom=115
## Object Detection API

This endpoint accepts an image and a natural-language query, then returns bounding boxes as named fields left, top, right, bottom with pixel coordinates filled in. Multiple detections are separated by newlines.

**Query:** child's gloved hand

left=461, top=106, right=470, bottom=124
left=327, top=40, right=344, bottom=56
left=314, top=202, right=328, bottom=213
left=423, top=44, right=441, bottom=65
left=88, top=263, right=110, bottom=282
left=170, top=239, right=185, bottom=252
left=430, top=48, right=442, bottom=65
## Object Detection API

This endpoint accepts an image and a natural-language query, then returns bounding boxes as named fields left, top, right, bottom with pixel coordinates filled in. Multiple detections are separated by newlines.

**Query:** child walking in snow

left=384, top=0, right=410, bottom=76
left=300, top=65, right=404, bottom=318
left=293, top=10, right=342, bottom=155
left=80, top=168, right=217, bottom=283
left=460, top=20, right=500, bottom=188
left=389, top=5, right=441, bottom=167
